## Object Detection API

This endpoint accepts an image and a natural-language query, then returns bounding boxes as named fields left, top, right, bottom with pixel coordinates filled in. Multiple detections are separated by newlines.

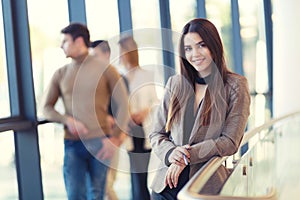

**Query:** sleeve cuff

left=165, top=147, right=176, bottom=166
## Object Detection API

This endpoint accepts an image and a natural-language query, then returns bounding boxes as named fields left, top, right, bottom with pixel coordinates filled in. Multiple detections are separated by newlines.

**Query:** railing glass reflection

left=178, top=112, right=300, bottom=200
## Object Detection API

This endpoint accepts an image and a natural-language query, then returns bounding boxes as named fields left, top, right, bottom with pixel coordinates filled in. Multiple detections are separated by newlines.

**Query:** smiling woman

left=150, top=18, right=251, bottom=199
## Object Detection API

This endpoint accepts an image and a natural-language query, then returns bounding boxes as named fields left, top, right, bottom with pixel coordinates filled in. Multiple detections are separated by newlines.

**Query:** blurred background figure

left=91, top=40, right=128, bottom=200
left=91, top=40, right=111, bottom=65
left=42, top=23, right=129, bottom=200
left=118, top=35, right=158, bottom=200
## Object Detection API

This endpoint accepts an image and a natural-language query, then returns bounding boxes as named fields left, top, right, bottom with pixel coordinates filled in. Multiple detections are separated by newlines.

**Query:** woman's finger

left=166, top=170, right=173, bottom=189
left=176, top=147, right=190, bottom=158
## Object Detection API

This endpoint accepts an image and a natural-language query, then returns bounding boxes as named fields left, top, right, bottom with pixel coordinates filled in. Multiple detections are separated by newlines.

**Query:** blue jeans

left=63, top=138, right=108, bottom=200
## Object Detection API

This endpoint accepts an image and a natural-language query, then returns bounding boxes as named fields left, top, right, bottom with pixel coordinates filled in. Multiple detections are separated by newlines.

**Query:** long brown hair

left=166, top=18, right=230, bottom=131
left=118, top=35, right=139, bottom=67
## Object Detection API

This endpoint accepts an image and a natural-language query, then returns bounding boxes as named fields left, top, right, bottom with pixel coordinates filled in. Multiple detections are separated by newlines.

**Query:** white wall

left=273, top=0, right=300, bottom=117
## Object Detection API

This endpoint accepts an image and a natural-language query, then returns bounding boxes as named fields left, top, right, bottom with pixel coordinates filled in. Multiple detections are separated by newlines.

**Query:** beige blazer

left=149, top=73, right=251, bottom=193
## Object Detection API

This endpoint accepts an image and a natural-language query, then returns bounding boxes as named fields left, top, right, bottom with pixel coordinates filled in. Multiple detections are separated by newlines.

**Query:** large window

left=0, top=2, right=11, bottom=118
left=239, top=0, right=271, bottom=127
left=169, top=0, right=197, bottom=73
left=38, top=124, right=66, bottom=198
left=27, top=0, right=69, bottom=118
left=130, top=0, right=165, bottom=97
left=130, top=0, right=163, bottom=66
left=131, top=0, right=161, bottom=30
left=170, top=0, right=197, bottom=34
left=86, top=0, right=120, bottom=42
left=86, top=0, right=122, bottom=75
left=0, top=1, right=275, bottom=198
left=0, top=132, right=18, bottom=199
left=206, top=0, right=234, bottom=71
left=27, top=0, right=69, bottom=198
left=239, top=0, right=268, bottom=94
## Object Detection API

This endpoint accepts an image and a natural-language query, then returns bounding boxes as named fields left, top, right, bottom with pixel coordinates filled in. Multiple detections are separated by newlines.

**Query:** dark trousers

left=128, top=125, right=151, bottom=200
left=151, top=166, right=190, bottom=200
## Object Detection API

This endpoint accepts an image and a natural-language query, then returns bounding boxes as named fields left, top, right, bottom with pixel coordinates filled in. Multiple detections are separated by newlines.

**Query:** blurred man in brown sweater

left=42, top=23, right=129, bottom=200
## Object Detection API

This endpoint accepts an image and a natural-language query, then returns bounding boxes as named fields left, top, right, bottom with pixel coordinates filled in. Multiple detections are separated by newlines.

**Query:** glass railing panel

left=221, top=128, right=276, bottom=197
left=253, top=129, right=275, bottom=196
left=179, top=112, right=300, bottom=200
left=220, top=153, right=249, bottom=196
left=235, top=115, right=300, bottom=200
left=274, top=116, right=300, bottom=199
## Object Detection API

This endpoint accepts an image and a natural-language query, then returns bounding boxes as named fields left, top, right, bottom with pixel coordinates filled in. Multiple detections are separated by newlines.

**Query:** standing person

left=42, top=23, right=129, bottom=200
left=118, top=35, right=158, bottom=200
left=150, top=18, right=251, bottom=199
left=90, top=40, right=111, bottom=65
left=90, top=40, right=128, bottom=200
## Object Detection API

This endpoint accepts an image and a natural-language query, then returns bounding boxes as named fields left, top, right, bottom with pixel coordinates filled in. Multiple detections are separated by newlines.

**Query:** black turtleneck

left=195, top=74, right=211, bottom=84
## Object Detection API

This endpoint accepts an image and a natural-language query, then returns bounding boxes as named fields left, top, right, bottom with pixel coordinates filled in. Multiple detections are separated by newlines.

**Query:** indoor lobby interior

left=0, top=0, right=300, bottom=199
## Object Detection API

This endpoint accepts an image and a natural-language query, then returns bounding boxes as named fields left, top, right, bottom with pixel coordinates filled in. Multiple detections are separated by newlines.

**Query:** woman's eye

left=184, top=47, right=192, bottom=52
left=198, top=43, right=206, bottom=48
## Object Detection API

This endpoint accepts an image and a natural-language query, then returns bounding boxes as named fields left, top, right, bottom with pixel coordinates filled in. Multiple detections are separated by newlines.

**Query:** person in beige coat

left=118, top=35, right=158, bottom=200
left=90, top=40, right=128, bottom=200
left=150, top=18, right=251, bottom=199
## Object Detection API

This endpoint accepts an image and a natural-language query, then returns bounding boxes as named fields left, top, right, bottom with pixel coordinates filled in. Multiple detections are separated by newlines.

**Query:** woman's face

left=183, top=32, right=213, bottom=77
